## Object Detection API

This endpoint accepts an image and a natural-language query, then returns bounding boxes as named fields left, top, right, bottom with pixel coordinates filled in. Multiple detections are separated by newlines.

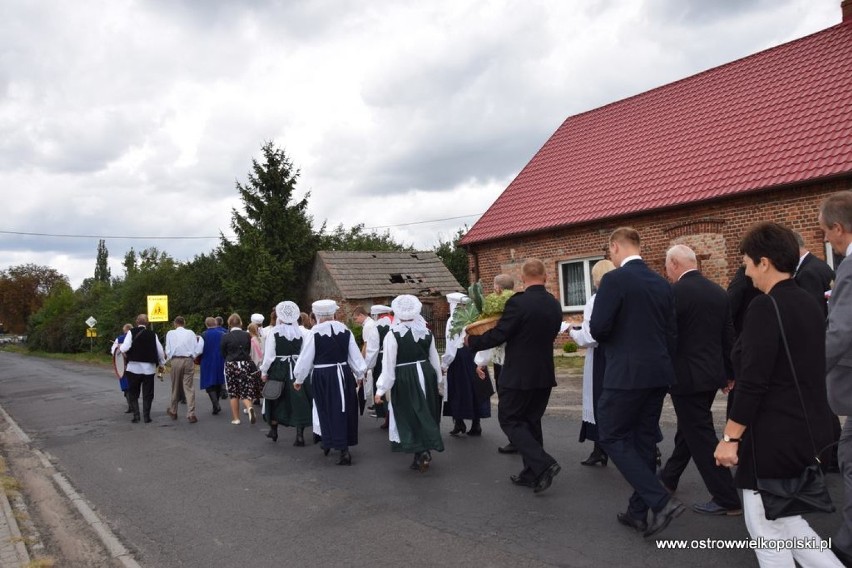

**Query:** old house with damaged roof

left=461, top=2, right=852, bottom=321
left=305, top=250, right=463, bottom=348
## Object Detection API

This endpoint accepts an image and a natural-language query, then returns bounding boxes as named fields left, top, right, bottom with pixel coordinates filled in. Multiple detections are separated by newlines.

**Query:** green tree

left=94, top=239, right=111, bottom=283
left=317, top=223, right=412, bottom=252
left=219, top=141, right=318, bottom=312
left=434, top=227, right=470, bottom=288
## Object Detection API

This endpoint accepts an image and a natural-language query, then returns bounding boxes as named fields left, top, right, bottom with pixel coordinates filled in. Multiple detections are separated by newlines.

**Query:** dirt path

left=1, top=415, right=122, bottom=567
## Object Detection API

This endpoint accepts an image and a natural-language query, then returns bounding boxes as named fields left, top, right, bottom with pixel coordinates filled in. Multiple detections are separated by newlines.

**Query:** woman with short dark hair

left=220, top=313, right=262, bottom=425
left=714, top=222, right=839, bottom=567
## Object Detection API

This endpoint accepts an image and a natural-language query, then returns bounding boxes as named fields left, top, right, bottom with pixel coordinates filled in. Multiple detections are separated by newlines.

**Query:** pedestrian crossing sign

left=147, top=295, right=169, bottom=322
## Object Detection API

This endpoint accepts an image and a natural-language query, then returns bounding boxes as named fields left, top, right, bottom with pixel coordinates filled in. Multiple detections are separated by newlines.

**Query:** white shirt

left=362, top=318, right=380, bottom=370
left=119, top=327, right=165, bottom=375
left=164, top=326, right=199, bottom=360
left=620, top=254, right=642, bottom=267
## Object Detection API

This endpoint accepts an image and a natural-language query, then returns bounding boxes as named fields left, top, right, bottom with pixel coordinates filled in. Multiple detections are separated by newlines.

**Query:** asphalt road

left=0, top=351, right=845, bottom=567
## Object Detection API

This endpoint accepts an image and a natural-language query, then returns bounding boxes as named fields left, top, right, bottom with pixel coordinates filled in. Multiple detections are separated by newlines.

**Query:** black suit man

left=589, top=227, right=682, bottom=537
left=793, top=231, right=835, bottom=315
left=467, top=259, right=563, bottom=493
left=658, top=245, right=741, bottom=516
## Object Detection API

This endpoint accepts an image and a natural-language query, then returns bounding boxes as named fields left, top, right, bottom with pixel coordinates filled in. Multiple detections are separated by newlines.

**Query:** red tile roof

left=462, top=23, right=852, bottom=245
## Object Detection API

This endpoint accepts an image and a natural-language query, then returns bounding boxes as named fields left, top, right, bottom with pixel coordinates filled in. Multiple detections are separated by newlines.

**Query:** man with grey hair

left=659, top=244, right=741, bottom=516
left=819, top=191, right=852, bottom=566
left=792, top=230, right=834, bottom=315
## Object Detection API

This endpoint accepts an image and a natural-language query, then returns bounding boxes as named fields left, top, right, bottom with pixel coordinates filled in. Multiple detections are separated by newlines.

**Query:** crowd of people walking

left=110, top=191, right=852, bottom=567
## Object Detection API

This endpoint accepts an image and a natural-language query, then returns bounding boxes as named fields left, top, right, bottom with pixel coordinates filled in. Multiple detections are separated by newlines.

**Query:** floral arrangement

left=448, top=282, right=514, bottom=337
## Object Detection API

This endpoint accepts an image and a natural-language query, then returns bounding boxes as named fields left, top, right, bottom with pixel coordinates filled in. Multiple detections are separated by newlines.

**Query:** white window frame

left=557, top=256, right=604, bottom=312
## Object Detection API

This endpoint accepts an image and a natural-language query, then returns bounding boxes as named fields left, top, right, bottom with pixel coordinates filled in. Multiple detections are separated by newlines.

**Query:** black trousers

left=598, top=387, right=670, bottom=519
left=660, top=390, right=740, bottom=510
left=126, top=371, right=154, bottom=418
left=498, top=387, right=557, bottom=480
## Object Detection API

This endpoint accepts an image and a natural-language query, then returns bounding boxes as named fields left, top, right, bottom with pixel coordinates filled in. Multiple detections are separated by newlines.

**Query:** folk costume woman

left=442, top=292, right=491, bottom=437
left=365, top=304, right=393, bottom=427
left=293, top=300, right=366, bottom=466
left=374, top=295, right=445, bottom=472
left=198, top=317, right=227, bottom=415
left=260, top=301, right=311, bottom=446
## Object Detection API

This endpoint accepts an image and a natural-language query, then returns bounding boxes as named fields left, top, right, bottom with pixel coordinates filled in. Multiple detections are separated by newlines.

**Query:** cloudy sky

left=0, top=0, right=841, bottom=288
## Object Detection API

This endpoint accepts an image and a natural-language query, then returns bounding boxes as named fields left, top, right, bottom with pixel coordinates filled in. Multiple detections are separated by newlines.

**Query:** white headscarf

left=391, top=295, right=429, bottom=341
left=272, top=301, right=302, bottom=341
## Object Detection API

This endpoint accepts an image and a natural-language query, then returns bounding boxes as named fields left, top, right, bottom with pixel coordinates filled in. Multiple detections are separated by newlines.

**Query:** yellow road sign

left=86, top=328, right=97, bottom=338
left=147, top=295, right=169, bottom=322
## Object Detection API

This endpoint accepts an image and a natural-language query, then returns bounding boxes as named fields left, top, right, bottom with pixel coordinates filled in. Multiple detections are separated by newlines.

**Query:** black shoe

left=124, top=407, right=133, bottom=414
left=337, top=450, right=352, bottom=466
left=323, top=447, right=331, bottom=456
left=417, top=451, right=431, bottom=472
left=266, top=426, right=278, bottom=442
left=143, top=415, right=152, bottom=423
left=617, top=512, right=648, bottom=533
left=449, top=420, right=467, bottom=437
left=534, top=463, right=561, bottom=494
left=644, top=498, right=685, bottom=538
left=497, top=443, right=518, bottom=454
left=411, top=454, right=421, bottom=470
left=581, top=446, right=608, bottom=467
left=131, top=414, right=140, bottom=423
left=294, top=428, right=305, bottom=447
left=510, top=474, right=536, bottom=488
left=313, top=433, right=322, bottom=445
left=467, top=421, right=482, bottom=436
left=212, top=404, right=221, bottom=415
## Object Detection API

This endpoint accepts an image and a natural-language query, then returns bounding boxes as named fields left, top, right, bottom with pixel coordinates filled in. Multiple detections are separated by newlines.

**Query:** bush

left=562, top=341, right=578, bottom=353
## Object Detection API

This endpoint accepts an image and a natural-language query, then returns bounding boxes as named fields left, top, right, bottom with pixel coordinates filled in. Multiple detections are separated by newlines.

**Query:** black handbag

left=754, top=296, right=835, bottom=521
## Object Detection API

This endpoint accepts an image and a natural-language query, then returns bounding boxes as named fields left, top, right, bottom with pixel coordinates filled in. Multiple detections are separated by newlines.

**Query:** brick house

left=304, top=250, right=463, bottom=348
left=461, top=4, right=852, bottom=326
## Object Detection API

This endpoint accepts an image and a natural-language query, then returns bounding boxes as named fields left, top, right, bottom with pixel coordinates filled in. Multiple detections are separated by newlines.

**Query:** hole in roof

left=389, top=273, right=404, bottom=284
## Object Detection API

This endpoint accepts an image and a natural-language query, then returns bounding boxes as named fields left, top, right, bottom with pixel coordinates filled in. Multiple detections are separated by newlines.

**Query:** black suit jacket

left=727, top=265, right=761, bottom=339
left=669, top=270, right=734, bottom=395
left=467, top=284, right=562, bottom=390
left=589, top=258, right=677, bottom=390
left=795, top=252, right=835, bottom=315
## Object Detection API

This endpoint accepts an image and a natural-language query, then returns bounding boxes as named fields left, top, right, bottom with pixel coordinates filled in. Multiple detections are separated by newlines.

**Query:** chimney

left=844, top=0, right=852, bottom=23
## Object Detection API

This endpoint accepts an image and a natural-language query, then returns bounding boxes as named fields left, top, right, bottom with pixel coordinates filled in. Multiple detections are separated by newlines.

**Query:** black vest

left=127, top=327, right=158, bottom=364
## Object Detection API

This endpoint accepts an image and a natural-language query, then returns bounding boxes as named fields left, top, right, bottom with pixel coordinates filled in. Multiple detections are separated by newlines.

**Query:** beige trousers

left=169, top=357, right=196, bottom=418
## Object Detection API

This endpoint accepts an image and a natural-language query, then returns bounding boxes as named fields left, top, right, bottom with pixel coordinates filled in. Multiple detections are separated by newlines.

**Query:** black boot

left=450, top=419, right=467, bottom=437
left=129, top=397, right=140, bottom=423
left=313, top=433, right=322, bottom=445
left=208, top=390, right=221, bottom=415
left=294, top=427, right=305, bottom=447
left=468, top=419, right=482, bottom=436
left=124, top=392, right=133, bottom=413
left=581, top=443, right=608, bottom=467
left=266, top=423, right=278, bottom=442
left=410, top=453, right=421, bottom=470
left=337, top=449, right=352, bottom=465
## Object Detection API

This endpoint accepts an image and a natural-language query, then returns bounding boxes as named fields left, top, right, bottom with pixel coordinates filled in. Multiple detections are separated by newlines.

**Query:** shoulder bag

left=754, top=295, right=835, bottom=520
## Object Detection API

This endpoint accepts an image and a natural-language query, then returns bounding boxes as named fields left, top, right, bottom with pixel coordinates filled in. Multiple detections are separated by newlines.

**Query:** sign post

left=146, top=296, right=169, bottom=323
left=85, top=316, right=97, bottom=352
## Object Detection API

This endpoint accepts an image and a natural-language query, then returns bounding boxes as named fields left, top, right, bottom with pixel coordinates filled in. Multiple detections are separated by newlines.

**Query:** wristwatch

left=722, top=434, right=741, bottom=443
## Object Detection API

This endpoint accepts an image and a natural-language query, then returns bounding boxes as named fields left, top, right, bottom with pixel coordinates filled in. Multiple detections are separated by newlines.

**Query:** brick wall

left=467, top=179, right=851, bottom=328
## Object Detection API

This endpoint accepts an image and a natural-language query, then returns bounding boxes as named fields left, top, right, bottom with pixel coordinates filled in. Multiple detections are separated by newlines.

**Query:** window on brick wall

left=557, top=257, right=604, bottom=311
